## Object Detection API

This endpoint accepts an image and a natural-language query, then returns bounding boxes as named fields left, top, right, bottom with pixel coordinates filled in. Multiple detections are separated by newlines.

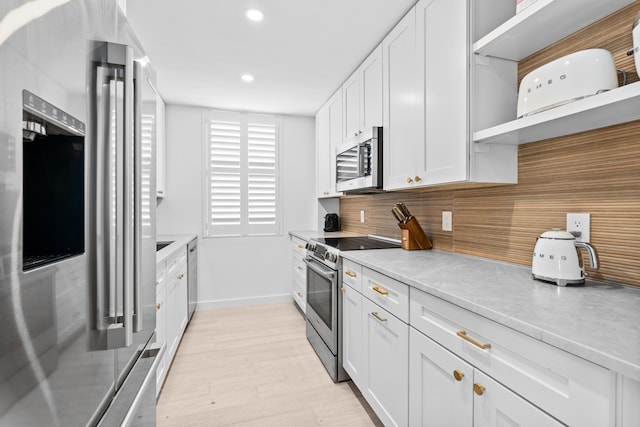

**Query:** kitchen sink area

left=156, top=241, right=174, bottom=251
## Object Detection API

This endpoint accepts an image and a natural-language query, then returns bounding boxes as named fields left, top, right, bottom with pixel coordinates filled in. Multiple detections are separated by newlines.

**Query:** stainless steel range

left=304, top=235, right=401, bottom=382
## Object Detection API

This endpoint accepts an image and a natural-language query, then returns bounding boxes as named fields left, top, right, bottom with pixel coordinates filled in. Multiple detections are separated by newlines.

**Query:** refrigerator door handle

left=132, top=61, right=143, bottom=333
left=88, top=41, right=134, bottom=351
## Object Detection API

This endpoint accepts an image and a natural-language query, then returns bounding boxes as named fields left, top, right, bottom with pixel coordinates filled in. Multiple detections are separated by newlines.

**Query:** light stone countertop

left=289, top=230, right=365, bottom=240
left=337, top=248, right=640, bottom=382
left=156, top=234, right=197, bottom=264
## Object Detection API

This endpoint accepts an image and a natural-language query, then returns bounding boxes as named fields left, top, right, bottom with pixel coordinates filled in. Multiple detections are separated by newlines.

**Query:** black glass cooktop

left=313, top=236, right=401, bottom=251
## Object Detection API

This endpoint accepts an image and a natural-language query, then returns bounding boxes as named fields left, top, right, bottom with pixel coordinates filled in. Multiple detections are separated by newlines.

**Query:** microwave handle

left=358, top=143, right=367, bottom=176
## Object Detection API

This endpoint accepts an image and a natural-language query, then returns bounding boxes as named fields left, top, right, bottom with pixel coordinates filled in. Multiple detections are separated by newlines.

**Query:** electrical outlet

left=360, top=210, right=365, bottom=223
left=567, top=213, right=590, bottom=243
left=442, top=211, right=452, bottom=232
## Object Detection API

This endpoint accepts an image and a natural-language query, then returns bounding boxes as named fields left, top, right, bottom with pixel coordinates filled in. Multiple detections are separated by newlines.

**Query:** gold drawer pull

left=453, top=370, right=465, bottom=381
left=177, top=274, right=184, bottom=280
left=474, top=383, right=486, bottom=396
left=156, top=303, right=161, bottom=310
left=297, top=244, right=305, bottom=249
left=297, top=292, right=303, bottom=297
left=371, top=312, right=388, bottom=322
left=372, top=285, right=388, bottom=296
left=345, top=270, right=357, bottom=278
left=457, top=331, right=491, bottom=349
left=341, top=287, right=345, bottom=294
left=415, top=176, right=422, bottom=183
left=297, top=266, right=304, bottom=271
left=406, top=177, right=414, bottom=183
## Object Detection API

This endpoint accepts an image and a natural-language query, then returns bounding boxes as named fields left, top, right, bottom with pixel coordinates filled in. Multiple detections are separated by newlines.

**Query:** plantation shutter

left=205, top=111, right=280, bottom=237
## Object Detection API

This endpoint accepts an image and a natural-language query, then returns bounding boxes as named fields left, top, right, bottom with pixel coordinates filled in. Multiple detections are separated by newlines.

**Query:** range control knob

left=325, top=253, right=338, bottom=263
left=305, top=243, right=315, bottom=251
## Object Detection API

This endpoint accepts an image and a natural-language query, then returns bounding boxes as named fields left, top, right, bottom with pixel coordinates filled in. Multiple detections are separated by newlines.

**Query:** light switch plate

left=360, top=210, right=365, bottom=223
left=442, top=211, right=452, bottom=232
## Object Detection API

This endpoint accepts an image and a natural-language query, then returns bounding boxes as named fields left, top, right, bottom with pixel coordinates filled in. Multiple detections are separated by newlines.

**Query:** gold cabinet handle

left=345, top=270, right=357, bottom=278
left=457, top=331, right=491, bottom=349
left=341, top=287, right=345, bottom=294
left=371, top=311, right=388, bottom=322
left=297, top=244, right=305, bottom=249
left=415, top=176, right=422, bottom=183
left=323, top=191, right=329, bottom=195
left=297, top=292, right=303, bottom=297
left=354, top=131, right=359, bottom=136
left=474, top=383, right=486, bottom=396
left=297, top=266, right=304, bottom=271
left=372, top=285, right=389, bottom=296
left=177, top=273, right=184, bottom=280
left=407, top=177, right=413, bottom=183
left=453, top=370, right=465, bottom=381
left=156, top=303, right=161, bottom=310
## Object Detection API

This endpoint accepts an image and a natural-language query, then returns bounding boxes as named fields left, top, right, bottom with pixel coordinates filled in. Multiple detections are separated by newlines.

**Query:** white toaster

left=517, top=49, right=619, bottom=118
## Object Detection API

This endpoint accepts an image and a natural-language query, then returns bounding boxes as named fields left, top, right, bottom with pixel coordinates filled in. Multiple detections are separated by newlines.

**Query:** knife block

left=399, top=217, right=432, bottom=250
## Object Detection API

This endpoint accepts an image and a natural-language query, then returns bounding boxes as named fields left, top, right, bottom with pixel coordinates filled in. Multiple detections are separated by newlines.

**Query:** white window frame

left=203, top=110, right=282, bottom=237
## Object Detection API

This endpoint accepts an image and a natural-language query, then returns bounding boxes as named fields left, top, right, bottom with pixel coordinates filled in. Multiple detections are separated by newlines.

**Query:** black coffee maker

left=323, top=213, right=341, bottom=232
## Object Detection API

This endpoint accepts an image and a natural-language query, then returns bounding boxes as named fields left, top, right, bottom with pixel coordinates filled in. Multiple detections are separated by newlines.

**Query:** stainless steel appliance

left=1, top=2, right=162, bottom=426
left=304, top=236, right=401, bottom=382
left=532, top=230, right=599, bottom=287
left=517, top=49, right=619, bottom=118
left=187, top=238, right=198, bottom=322
left=335, top=127, right=383, bottom=193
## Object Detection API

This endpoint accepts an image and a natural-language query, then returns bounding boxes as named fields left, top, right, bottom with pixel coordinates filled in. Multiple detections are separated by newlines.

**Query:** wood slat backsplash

left=339, top=3, right=640, bottom=287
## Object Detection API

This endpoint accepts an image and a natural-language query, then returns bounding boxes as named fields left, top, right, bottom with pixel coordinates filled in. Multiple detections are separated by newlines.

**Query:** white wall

left=157, top=105, right=317, bottom=309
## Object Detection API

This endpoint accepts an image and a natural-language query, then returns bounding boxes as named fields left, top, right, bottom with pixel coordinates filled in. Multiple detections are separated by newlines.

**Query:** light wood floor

left=157, top=302, right=383, bottom=427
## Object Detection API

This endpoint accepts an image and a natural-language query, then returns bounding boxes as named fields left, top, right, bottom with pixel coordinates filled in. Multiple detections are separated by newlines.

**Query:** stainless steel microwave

left=335, top=126, right=383, bottom=193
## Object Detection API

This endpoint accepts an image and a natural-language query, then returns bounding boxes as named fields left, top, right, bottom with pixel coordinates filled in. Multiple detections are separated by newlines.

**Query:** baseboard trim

left=196, top=293, right=293, bottom=311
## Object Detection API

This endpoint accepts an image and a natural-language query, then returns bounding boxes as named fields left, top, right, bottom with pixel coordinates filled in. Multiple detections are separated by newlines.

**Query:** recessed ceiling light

left=241, top=74, right=254, bottom=82
left=246, top=9, right=264, bottom=22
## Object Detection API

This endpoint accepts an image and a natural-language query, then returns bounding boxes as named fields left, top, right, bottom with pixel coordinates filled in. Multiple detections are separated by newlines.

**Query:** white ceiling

left=126, top=0, right=417, bottom=117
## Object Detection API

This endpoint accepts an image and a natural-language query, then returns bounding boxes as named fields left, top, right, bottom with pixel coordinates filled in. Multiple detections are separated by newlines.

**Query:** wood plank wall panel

left=339, top=3, right=640, bottom=287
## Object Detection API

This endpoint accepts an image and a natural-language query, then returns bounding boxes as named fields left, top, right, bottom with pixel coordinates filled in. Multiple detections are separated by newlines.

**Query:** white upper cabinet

left=383, top=1, right=517, bottom=191
left=343, top=45, right=383, bottom=141
left=415, top=0, right=468, bottom=185
left=382, top=7, right=422, bottom=190
left=315, top=89, right=343, bottom=198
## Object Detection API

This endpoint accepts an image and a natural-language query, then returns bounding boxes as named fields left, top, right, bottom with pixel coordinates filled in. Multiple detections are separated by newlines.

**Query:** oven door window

left=307, top=264, right=334, bottom=329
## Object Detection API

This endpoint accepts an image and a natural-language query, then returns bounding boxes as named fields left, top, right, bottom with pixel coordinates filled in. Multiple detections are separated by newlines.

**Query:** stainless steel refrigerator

left=0, top=1, right=162, bottom=426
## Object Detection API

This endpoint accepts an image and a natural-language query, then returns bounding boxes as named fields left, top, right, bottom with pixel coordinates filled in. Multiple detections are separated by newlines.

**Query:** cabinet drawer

left=156, top=262, right=165, bottom=289
left=166, top=247, right=187, bottom=276
left=362, top=267, right=409, bottom=322
left=342, top=259, right=362, bottom=293
left=410, top=289, right=613, bottom=427
left=292, top=255, right=306, bottom=282
left=292, top=237, right=307, bottom=257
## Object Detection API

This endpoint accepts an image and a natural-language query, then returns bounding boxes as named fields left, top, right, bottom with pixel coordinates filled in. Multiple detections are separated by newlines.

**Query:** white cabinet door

left=383, top=7, right=421, bottom=190
left=155, top=265, right=167, bottom=396
left=362, top=297, right=409, bottom=427
left=409, top=328, right=473, bottom=427
left=360, top=45, right=383, bottom=132
left=416, top=0, right=468, bottom=185
left=473, top=370, right=564, bottom=427
left=343, top=71, right=360, bottom=140
left=342, top=284, right=363, bottom=388
left=343, top=45, right=383, bottom=141
left=166, top=275, right=178, bottom=362
left=176, top=260, right=188, bottom=335
left=315, top=90, right=342, bottom=198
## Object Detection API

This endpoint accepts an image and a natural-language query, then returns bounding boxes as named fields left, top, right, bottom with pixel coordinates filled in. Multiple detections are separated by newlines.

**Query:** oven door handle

left=303, top=257, right=336, bottom=279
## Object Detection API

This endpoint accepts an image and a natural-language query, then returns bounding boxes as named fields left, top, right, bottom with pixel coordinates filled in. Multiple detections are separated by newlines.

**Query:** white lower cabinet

left=342, top=284, right=363, bottom=388
left=291, top=236, right=307, bottom=313
left=409, top=327, right=562, bottom=427
left=409, top=327, right=473, bottom=426
left=362, top=297, right=409, bottom=427
left=156, top=243, right=190, bottom=396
